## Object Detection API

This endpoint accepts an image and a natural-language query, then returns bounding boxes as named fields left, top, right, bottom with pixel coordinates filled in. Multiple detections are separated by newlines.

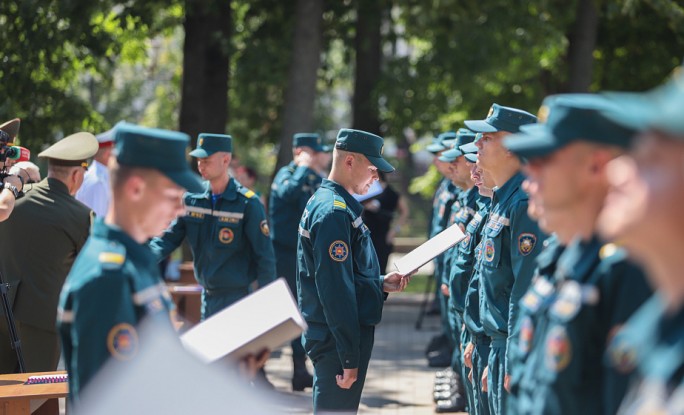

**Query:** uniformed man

left=464, top=104, right=542, bottom=415
left=461, top=150, right=495, bottom=415
left=150, top=133, right=276, bottom=319
left=426, top=131, right=461, bottom=368
left=76, top=122, right=121, bottom=217
left=269, top=132, right=331, bottom=391
left=433, top=128, right=477, bottom=413
left=57, top=123, right=205, bottom=402
left=0, top=131, right=98, bottom=375
left=503, top=94, right=651, bottom=414
left=0, top=118, right=29, bottom=222
left=297, top=128, right=409, bottom=413
left=596, top=67, right=684, bottom=413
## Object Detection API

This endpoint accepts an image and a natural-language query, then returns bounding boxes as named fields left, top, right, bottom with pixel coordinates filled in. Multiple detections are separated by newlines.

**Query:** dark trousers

left=275, top=244, right=306, bottom=359
left=472, top=336, right=491, bottom=415
left=305, top=326, right=374, bottom=414
left=0, top=319, right=60, bottom=373
left=487, top=339, right=508, bottom=415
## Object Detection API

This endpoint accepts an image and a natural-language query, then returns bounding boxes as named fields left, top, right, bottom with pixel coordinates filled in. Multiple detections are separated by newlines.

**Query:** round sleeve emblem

left=545, top=325, right=572, bottom=372
left=518, top=233, right=537, bottom=256
left=329, top=240, right=349, bottom=262
left=107, top=323, right=139, bottom=361
left=218, top=228, right=234, bottom=244
left=260, top=220, right=270, bottom=236
left=519, top=316, right=534, bottom=355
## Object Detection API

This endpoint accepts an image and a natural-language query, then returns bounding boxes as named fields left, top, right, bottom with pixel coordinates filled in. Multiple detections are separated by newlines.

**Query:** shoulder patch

left=545, top=325, right=572, bottom=372
left=329, top=240, right=349, bottom=262
left=107, top=323, right=138, bottom=361
left=333, top=195, right=347, bottom=211
left=260, top=219, right=270, bottom=236
left=99, top=251, right=125, bottom=270
left=238, top=186, right=256, bottom=199
left=518, top=233, right=538, bottom=256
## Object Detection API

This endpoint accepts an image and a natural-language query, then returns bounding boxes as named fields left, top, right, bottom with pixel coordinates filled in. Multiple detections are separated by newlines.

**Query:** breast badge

left=218, top=228, right=234, bottom=244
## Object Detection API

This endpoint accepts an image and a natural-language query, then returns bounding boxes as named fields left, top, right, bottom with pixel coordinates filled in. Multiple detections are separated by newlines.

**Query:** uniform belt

left=204, top=286, right=250, bottom=296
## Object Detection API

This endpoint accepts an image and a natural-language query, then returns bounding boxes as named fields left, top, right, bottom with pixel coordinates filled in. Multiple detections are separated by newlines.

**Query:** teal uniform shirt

left=150, top=179, right=276, bottom=318
left=463, top=198, right=492, bottom=337
left=515, top=237, right=651, bottom=415
left=507, top=236, right=565, bottom=400
left=448, top=189, right=482, bottom=313
left=478, top=172, right=544, bottom=368
left=608, top=296, right=684, bottom=413
left=57, top=220, right=175, bottom=402
left=297, top=178, right=384, bottom=368
left=432, top=180, right=461, bottom=284
left=269, top=161, right=322, bottom=250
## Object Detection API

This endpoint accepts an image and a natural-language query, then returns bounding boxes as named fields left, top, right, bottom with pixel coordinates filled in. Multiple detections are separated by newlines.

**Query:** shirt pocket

left=481, top=224, right=504, bottom=269
left=213, top=222, right=242, bottom=251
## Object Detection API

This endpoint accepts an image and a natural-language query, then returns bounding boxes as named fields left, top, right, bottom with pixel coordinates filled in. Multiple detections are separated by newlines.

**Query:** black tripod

left=414, top=273, right=435, bottom=330
left=0, top=271, right=26, bottom=372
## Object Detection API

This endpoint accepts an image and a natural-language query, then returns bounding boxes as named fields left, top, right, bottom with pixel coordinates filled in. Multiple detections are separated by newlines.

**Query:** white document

left=180, top=278, right=307, bottom=362
left=393, top=223, right=466, bottom=275
left=353, top=180, right=384, bottom=203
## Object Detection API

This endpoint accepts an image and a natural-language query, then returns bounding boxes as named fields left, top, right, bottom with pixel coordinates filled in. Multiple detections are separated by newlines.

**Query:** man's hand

left=295, top=149, right=313, bottom=168
left=383, top=271, right=412, bottom=292
left=336, top=368, right=358, bottom=389
left=481, top=365, right=489, bottom=393
left=9, top=162, right=41, bottom=184
left=463, top=342, right=474, bottom=368
left=504, top=373, right=511, bottom=392
left=441, top=283, right=450, bottom=297
left=238, top=348, right=270, bottom=380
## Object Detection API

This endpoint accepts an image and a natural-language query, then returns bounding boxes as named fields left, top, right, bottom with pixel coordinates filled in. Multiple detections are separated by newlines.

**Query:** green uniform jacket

left=150, top=179, right=276, bottom=294
left=463, top=198, right=491, bottom=336
left=0, top=178, right=91, bottom=331
left=269, top=162, right=322, bottom=250
left=515, top=236, right=651, bottom=415
left=447, top=189, right=481, bottom=313
left=608, top=295, right=684, bottom=413
left=431, top=179, right=460, bottom=284
left=297, top=179, right=385, bottom=369
left=477, top=172, right=545, bottom=373
left=57, top=220, right=175, bottom=402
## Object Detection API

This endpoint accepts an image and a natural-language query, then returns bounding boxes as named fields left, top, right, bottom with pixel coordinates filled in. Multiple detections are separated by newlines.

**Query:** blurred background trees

left=2, top=0, right=683, bottom=231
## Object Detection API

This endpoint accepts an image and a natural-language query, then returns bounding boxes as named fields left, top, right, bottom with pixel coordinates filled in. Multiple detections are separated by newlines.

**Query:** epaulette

left=98, top=243, right=126, bottom=271
left=332, top=194, right=347, bottom=211
left=239, top=186, right=256, bottom=199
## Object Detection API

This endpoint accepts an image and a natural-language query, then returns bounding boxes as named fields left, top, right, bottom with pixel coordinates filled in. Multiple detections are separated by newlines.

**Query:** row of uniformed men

left=422, top=71, right=684, bottom=414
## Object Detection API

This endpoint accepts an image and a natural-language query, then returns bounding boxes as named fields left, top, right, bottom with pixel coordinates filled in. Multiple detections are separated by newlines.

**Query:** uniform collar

left=193, top=178, right=239, bottom=201
left=92, top=219, right=157, bottom=265
left=535, top=235, right=565, bottom=274
left=321, top=179, right=363, bottom=216
left=492, top=171, right=525, bottom=205
left=555, top=234, right=602, bottom=282
left=43, top=177, right=71, bottom=196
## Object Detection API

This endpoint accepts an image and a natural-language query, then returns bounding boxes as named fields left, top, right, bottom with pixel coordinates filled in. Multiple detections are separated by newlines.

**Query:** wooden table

left=0, top=371, right=68, bottom=415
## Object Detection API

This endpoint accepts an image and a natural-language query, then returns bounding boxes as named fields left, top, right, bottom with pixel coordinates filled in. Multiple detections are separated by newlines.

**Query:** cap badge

left=198, top=138, right=204, bottom=146
left=537, top=105, right=550, bottom=123
left=487, top=106, right=495, bottom=118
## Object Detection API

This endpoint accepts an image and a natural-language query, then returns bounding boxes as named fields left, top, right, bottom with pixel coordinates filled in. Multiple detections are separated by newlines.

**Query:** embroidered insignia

left=521, top=290, right=541, bottom=312
left=260, top=220, right=270, bottom=236
left=329, top=240, right=349, bottom=262
left=218, top=228, right=234, bottom=244
left=545, top=325, right=571, bottom=372
left=608, top=325, right=637, bottom=374
left=487, top=106, right=495, bottom=118
left=518, top=233, right=537, bottom=256
left=99, top=252, right=125, bottom=265
left=537, top=105, right=549, bottom=123
left=519, top=316, right=534, bottom=355
left=333, top=200, right=347, bottom=210
left=475, top=241, right=483, bottom=261
left=107, top=323, right=138, bottom=361
left=218, top=217, right=239, bottom=223
left=244, top=190, right=255, bottom=199
left=550, top=280, right=582, bottom=321
left=189, top=211, right=204, bottom=219
left=599, top=243, right=618, bottom=260
left=461, top=233, right=471, bottom=249
left=484, top=239, right=495, bottom=262
left=198, top=138, right=204, bottom=146
left=381, top=145, right=385, bottom=155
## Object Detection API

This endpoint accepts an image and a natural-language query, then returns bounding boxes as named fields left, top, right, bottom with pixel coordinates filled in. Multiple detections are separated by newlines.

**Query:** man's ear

left=345, top=154, right=355, bottom=169
left=126, top=175, right=146, bottom=201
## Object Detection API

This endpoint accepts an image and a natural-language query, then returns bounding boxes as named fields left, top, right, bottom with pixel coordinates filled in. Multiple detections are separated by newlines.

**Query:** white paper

left=393, top=223, right=466, bottom=275
left=353, top=180, right=383, bottom=203
left=180, top=278, right=307, bottom=362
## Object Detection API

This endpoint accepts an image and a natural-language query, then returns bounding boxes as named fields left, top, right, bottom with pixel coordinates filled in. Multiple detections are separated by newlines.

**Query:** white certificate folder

left=180, top=278, right=307, bottom=362
left=393, top=223, right=466, bottom=275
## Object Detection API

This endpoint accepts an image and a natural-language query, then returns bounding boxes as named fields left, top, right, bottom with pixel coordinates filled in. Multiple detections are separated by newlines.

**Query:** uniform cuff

left=342, top=354, right=360, bottom=369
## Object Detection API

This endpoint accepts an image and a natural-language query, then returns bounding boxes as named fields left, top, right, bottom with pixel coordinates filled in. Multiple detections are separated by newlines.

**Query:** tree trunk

left=179, top=0, right=232, bottom=148
left=273, top=0, right=324, bottom=173
left=352, top=0, right=383, bottom=134
left=566, top=0, right=599, bottom=92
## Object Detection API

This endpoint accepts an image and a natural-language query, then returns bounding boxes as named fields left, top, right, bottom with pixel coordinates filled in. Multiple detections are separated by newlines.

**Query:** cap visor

left=464, top=153, right=478, bottom=163
left=166, top=170, right=206, bottom=193
left=367, top=155, right=395, bottom=173
left=459, top=142, right=478, bottom=154
left=321, top=145, right=333, bottom=153
left=426, top=143, right=446, bottom=153
left=503, top=126, right=560, bottom=159
left=464, top=119, right=498, bottom=133
left=189, top=149, right=209, bottom=158
left=601, top=92, right=654, bottom=132
left=439, top=148, right=464, bottom=162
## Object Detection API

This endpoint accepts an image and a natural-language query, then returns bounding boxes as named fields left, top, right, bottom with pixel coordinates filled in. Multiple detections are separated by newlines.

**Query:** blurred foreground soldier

left=0, top=131, right=98, bottom=374
left=597, top=68, right=684, bottom=413
left=504, top=94, right=651, bottom=414
left=76, top=123, right=120, bottom=217
left=0, top=118, right=27, bottom=221
left=150, top=134, right=276, bottom=319
left=57, top=123, right=205, bottom=402
left=465, top=104, right=541, bottom=415
left=269, top=132, right=330, bottom=391
left=297, top=128, right=410, bottom=413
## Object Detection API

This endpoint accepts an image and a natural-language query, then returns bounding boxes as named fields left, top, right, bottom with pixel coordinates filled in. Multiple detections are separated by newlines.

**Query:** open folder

left=180, top=278, right=307, bottom=363
left=393, top=223, right=466, bottom=275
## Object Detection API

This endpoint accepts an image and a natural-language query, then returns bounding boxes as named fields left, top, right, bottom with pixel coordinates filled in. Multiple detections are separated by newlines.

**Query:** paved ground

left=264, top=292, right=467, bottom=415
